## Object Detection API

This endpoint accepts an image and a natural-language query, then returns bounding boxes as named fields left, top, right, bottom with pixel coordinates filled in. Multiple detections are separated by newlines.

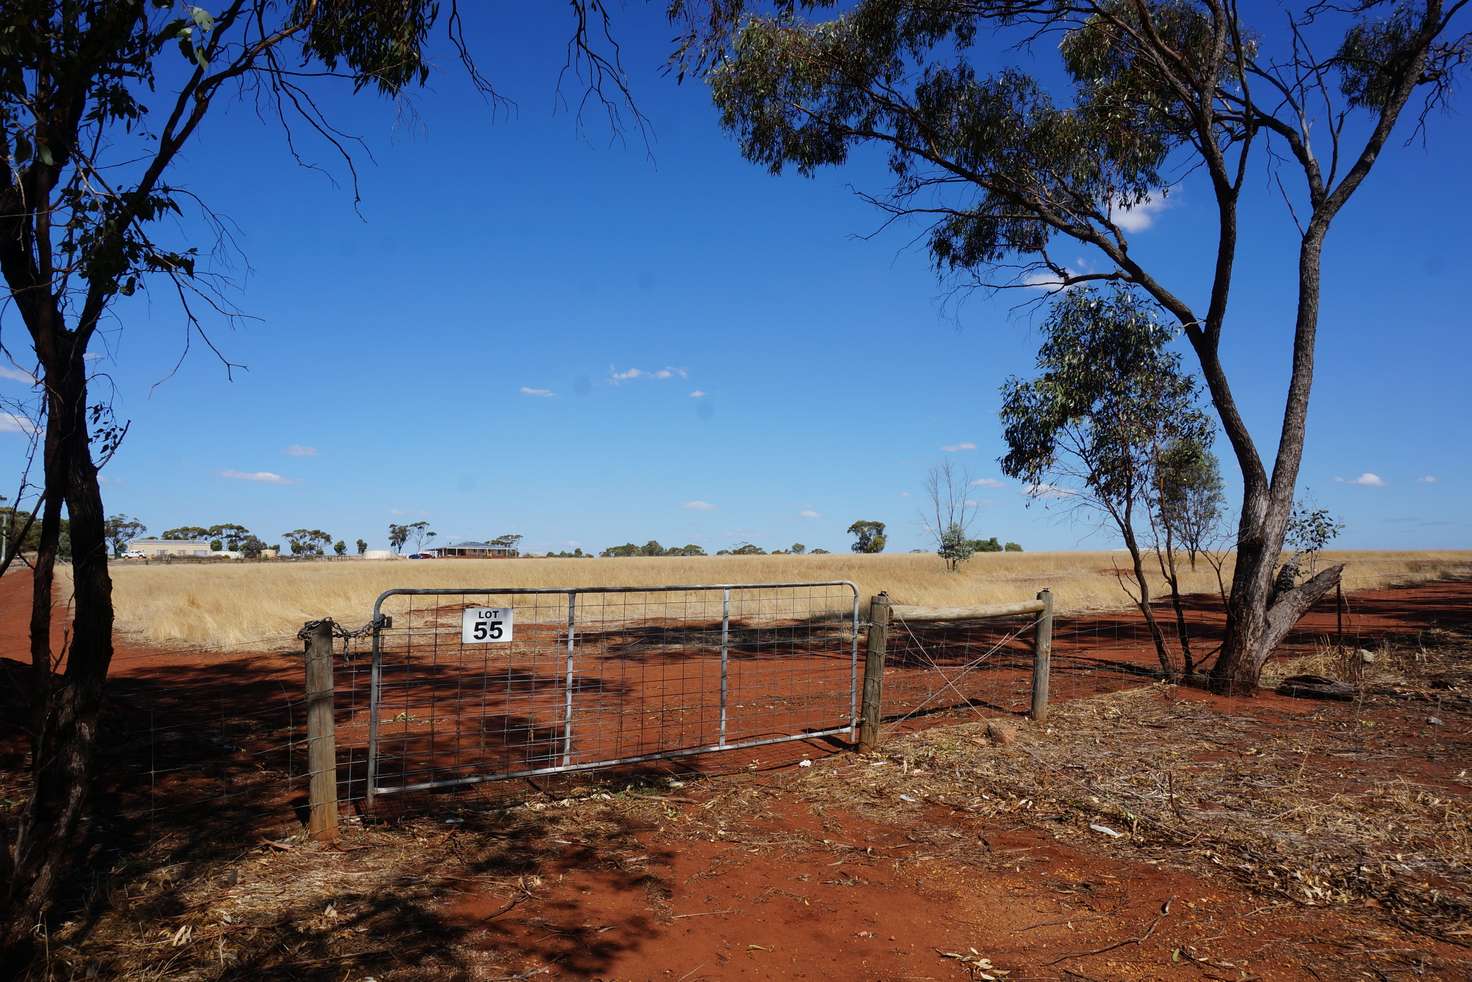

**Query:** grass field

left=82, top=549, right=1472, bottom=649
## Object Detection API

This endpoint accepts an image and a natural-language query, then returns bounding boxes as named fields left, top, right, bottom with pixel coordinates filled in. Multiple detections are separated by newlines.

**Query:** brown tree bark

left=1118, top=499, right=1178, bottom=680
left=1209, top=224, right=1343, bottom=693
left=1, top=335, right=114, bottom=953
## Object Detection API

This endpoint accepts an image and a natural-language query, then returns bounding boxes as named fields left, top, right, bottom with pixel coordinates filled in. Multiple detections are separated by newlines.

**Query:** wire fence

left=878, top=584, right=1380, bottom=735
left=0, top=576, right=1407, bottom=857
left=882, top=610, right=1046, bottom=728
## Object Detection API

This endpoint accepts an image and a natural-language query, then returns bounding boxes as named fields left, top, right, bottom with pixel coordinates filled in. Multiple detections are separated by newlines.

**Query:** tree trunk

left=1207, top=222, right=1340, bottom=694
left=2, top=342, right=114, bottom=954
left=1158, top=533, right=1194, bottom=676
left=1213, top=524, right=1275, bottom=694
left=1119, top=509, right=1177, bottom=679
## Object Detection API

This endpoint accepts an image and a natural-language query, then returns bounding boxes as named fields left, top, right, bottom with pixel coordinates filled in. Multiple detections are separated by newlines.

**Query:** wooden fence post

left=1030, top=589, right=1054, bottom=723
left=303, top=618, right=339, bottom=841
left=1335, top=581, right=1345, bottom=650
left=859, top=593, right=891, bottom=752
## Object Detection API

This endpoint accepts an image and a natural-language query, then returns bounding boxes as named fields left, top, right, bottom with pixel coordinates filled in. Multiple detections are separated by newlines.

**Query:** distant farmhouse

left=427, top=540, right=518, bottom=559
left=126, top=538, right=212, bottom=558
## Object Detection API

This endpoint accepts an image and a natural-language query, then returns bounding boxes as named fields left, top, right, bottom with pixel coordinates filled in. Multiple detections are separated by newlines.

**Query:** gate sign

left=461, top=607, right=514, bottom=644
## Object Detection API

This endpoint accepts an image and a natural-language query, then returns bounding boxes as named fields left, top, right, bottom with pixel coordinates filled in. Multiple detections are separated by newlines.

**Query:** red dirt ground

left=2, top=571, right=1470, bottom=979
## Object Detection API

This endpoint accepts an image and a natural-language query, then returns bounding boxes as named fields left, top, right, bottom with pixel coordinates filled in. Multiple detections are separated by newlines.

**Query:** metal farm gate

left=365, top=582, right=860, bottom=801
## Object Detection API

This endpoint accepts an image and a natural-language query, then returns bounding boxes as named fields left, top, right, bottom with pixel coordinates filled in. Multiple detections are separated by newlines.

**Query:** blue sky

left=2, top=4, right=1468, bottom=554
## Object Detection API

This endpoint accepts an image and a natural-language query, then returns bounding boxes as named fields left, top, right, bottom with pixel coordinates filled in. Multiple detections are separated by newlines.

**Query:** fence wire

left=0, top=578, right=1388, bottom=855
left=882, top=612, right=1045, bottom=734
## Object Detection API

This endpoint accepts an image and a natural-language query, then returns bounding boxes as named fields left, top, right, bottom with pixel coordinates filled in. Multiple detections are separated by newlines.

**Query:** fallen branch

left=1047, top=896, right=1172, bottom=965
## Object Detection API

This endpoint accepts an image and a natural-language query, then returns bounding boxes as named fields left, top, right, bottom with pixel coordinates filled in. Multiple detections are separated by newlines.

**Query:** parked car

left=121, top=550, right=146, bottom=560
left=408, top=552, right=436, bottom=560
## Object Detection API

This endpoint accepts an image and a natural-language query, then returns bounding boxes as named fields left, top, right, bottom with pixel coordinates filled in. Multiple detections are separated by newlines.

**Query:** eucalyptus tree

left=689, top=0, right=1468, bottom=691
left=282, top=528, right=332, bottom=556
left=206, top=522, right=252, bottom=551
left=0, top=0, right=640, bottom=951
left=1000, top=286, right=1214, bottom=678
left=1157, top=438, right=1227, bottom=570
left=102, top=515, right=146, bottom=558
left=847, top=519, right=887, bottom=553
left=161, top=525, right=210, bottom=540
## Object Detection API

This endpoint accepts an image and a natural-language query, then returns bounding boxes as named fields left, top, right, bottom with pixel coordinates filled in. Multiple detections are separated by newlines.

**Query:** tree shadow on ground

left=0, top=655, right=669, bottom=979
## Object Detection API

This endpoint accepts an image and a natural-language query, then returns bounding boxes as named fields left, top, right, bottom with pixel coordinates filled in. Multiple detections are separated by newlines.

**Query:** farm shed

left=126, top=538, right=212, bottom=558
left=427, top=540, right=517, bottom=559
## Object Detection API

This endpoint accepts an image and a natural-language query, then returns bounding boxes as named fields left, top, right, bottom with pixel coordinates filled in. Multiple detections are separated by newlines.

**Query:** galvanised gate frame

left=366, top=582, right=860, bottom=802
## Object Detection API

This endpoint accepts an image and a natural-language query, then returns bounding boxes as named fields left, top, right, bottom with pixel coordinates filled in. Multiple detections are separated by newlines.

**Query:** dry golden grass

left=79, top=549, right=1472, bottom=650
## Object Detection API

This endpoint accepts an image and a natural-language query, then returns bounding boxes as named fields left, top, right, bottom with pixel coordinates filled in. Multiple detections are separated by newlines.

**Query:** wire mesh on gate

left=362, top=582, right=860, bottom=799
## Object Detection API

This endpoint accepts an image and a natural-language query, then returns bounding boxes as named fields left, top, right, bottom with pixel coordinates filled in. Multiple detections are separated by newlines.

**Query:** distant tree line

left=602, top=541, right=708, bottom=557
left=972, top=538, right=1024, bottom=554
left=115, top=520, right=277, bottom=559
left=592, top=540, right=831, bottom=558
left=98, top=518, right=382, bottom=560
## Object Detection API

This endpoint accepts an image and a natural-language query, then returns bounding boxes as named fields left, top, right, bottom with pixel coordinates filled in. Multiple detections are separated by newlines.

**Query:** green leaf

left=37, top=143, right=53, bottom=166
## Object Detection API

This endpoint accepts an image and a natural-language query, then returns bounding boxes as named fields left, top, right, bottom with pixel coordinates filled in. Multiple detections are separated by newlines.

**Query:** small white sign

left=461, top=607, right=514, bottom=644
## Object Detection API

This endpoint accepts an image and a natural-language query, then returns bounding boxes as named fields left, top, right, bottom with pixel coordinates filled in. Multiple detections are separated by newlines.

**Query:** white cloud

left=0, top=365, right=36, bottom=384
left=0, top=412, right=38, bottom=434
left=221, top=469, right=296, bottom=485
left=899, top=491, right=911, bottom=498
left=689, top=390, right=706, bottom=399
left=1418, top=475, right=1439, bottom=484
left=971, top=477, right=1004, bottom=489
left=683, top=500, right=717, bottom=511
left=284, top=444, right=318, bottom=457
left=519, top=386, right=556, bottom=398
left=1021, top=268, right=1078, bottom=292
left=799, top=509, right=821, bottom=519
left=1025, top=482, right=1076, bottom=499
left=1336, top=472, right=1386, bottom=487
left=941, top=441, right=977, bottom=453
left=611, top=366, right=688, bottom=384
left=1109, top=192, right=1172, bottom=233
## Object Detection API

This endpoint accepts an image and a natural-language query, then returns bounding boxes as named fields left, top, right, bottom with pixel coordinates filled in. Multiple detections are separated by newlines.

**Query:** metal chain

left=296, top=617, right=376, bottom=641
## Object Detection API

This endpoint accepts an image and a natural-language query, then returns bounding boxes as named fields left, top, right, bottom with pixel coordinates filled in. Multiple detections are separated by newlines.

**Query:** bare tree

left=923, top=460, right=979, bottom=571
